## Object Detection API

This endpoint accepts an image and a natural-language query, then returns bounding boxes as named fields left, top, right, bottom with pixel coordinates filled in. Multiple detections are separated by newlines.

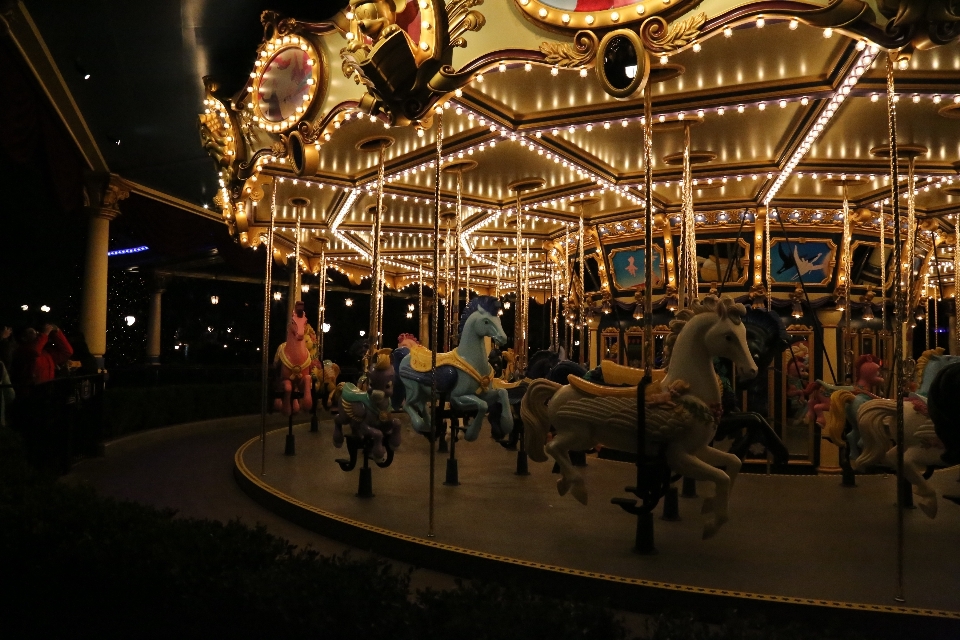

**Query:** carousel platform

left=235, top=419, right=960, bottom=633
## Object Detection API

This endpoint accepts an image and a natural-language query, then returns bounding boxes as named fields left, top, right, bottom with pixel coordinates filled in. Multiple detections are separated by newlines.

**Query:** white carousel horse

left=520, top=296, right=759, bottom=539
left=853, top=398, right=944, bottom=517
left=825, top=350, right=960, bottom=519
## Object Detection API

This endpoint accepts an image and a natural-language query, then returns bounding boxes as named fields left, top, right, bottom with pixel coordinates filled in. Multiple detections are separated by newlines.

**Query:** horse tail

left=823, top=390, right=855, bottom=446
left=521, top=379, right=561, bottom=463
left=852, top=399, right=896, bottom=470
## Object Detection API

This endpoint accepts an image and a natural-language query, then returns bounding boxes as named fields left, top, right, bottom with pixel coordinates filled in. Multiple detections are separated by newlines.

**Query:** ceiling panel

left=809, top=96, right=960, bottom=167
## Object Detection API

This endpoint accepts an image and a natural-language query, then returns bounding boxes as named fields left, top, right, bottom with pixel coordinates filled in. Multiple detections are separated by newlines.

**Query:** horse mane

left=915, top=347, right=945, bottom=388
left=823, top=389, right=856, bottom=446
left=458, top=295, right=501, bottom=336
left=663, top=296, right=746, bottom=367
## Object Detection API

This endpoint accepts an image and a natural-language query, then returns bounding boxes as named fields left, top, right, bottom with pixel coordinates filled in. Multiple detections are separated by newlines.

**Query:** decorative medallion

left=339, top=0, right=486, bottom=127
left=248, top=18, right=326, bottom=134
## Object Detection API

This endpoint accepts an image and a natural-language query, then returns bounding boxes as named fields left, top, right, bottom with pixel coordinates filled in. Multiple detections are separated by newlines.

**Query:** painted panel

left=608, top=246, right=664, bottom=290
left=769, top=239, right=836, bottom=285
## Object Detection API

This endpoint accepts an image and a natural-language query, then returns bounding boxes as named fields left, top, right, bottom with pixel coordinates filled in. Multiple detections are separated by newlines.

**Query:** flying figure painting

left=770, top=241, right=833, bottom=284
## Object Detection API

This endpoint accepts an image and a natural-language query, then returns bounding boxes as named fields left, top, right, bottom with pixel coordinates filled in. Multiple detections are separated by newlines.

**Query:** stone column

left=145, top=275, right=167, bottom=365
left=80, top=173, right=129, bottom=369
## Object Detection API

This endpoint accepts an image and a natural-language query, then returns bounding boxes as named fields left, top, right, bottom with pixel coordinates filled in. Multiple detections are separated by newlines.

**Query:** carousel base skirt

left=235, top=421, right=960, bottom=632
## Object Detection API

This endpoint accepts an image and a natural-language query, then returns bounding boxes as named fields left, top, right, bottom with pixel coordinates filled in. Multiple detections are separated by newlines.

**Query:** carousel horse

left=273, top=301, right=314, bottom=416
left=316, top=360, right=341, bottom=409
left=396, top=296, right=514, bottom=441
left=521, top=296, right=758, bottom=538
left=824, top=351, right=960, bottom=518
left=822, top=354, right=886, bottom=461
left=333, top=349, right=402, bottom=463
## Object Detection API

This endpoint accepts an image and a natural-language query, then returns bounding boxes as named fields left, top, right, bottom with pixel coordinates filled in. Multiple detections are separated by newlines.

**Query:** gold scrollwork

left=539, top=30, right=598, bottom=68
left=640, top=12, right=706, bottom=53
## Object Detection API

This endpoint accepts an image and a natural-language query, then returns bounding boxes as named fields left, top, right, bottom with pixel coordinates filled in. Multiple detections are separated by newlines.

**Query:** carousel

left=199, top=0, right=960, bottom=625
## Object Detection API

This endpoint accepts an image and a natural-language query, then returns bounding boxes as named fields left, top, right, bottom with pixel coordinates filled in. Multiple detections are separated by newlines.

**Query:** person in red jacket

left=12, top=324, right=74, bottom=387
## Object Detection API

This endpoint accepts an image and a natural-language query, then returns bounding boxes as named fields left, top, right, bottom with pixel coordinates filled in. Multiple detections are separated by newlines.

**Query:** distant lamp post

left=20, top=305, right=28, bottom=311
left=359, top=330, right=366, bottom=337
left=273, top=291, right=282, bottom=301
left=321, top=323, right=331, bottom=333
left=210, top=295, right=219, bottom=305
left=345, top=298, right=354, bottom=307
left=503, top=300, right=511, bottom=310
left=40, top=305, right=51, bottom=313
left=301, top=283, right=310, bottom=294
left=124, top=315, right=136, bottom=326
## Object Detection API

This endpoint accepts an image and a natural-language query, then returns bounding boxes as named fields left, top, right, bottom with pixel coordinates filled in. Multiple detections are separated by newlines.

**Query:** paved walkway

left=64, top=412, right=458, bottom=592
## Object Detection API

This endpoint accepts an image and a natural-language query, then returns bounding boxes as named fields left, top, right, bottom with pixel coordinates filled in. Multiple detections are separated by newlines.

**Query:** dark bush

left=0, top=426, right=625, bottom=639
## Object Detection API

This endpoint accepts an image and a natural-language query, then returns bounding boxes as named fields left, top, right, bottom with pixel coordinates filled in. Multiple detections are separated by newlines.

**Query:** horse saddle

left=339, top=382, right=370, bottom=407
left=409, top=344, right=458, bottom=372
left=567, top=370, right=672, bottom=401
left=399, top=362, right=459, bottom=394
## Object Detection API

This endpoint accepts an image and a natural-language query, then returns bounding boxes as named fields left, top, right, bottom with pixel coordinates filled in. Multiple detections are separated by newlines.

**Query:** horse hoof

left=702, top=515, right=727, bottom=540
left=919, top=499, right=938, bottom=519
left=572, top=483, right=588, bottom=506
left=701, top=497, right=714, bottom=515
left=557, top=477, right=570, bottom=497
left=463, top=428, right=480, bottom=442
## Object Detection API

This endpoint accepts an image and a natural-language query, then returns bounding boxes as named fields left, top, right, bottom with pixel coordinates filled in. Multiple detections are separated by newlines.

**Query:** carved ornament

left=339, top=0, right=486, bottom=127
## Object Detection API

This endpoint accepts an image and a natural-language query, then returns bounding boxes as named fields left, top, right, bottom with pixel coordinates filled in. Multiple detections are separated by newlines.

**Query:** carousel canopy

left=194, top=0, right=960, bottom=299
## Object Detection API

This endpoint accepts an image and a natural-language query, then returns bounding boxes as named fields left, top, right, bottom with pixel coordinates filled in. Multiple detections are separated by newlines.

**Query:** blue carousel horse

left=395, top=296, right=515, bottom=442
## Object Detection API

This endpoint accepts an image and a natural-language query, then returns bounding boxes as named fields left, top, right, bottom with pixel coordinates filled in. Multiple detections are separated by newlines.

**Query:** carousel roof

left=191, top=0, right=960, bottom=294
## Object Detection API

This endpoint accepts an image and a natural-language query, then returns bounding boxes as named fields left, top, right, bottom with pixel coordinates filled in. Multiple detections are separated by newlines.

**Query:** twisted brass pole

left=260, top=182, right=277, bottom=476
left=429, top=108, right=443, bottom=539
left=885, top=54, right=906, bottom=604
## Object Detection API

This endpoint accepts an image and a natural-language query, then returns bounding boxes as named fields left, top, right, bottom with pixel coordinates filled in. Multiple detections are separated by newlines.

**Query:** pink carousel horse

left=274, top=301, right=314, bottom=415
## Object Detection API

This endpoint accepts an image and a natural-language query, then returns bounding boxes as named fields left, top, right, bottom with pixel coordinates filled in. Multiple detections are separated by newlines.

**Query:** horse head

left=460, top=295, right=508, bottom=346
left=367, top=348, right=395, bottom=397
left=702, top=297, right=758, bottom=380
left=288, top=301, right=307, bottom=342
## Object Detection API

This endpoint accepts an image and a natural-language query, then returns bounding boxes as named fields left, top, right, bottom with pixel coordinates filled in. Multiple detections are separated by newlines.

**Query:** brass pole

left=516, top=192, right=524, bottom=371
left=317, top=240, right=326, bottom=366
left=843, top=182, right=852, bottom=383
left=369, top=142, right=386, bottom=357
left=261, top=183, right=277, bottom=476
left=886, top=54, right=906, bottom=604
left=578, top=208, right=586, bottom=366
left=453, top=170, right=463, bottom=346
left=643, top=84, right=654, bottom=374
left=429, top=108, right=443, bottom=539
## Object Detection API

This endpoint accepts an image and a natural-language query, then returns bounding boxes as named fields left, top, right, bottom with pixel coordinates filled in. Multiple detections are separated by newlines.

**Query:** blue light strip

left=107, top=245, right=149, bottom=257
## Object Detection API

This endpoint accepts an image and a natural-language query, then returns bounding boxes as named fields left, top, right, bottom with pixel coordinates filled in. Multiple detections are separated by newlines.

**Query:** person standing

left=12, top=324, right=74, bottom=387
left=0, top=325, right=15, bottom=372
left=0, top=360, right=13, bottom=427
